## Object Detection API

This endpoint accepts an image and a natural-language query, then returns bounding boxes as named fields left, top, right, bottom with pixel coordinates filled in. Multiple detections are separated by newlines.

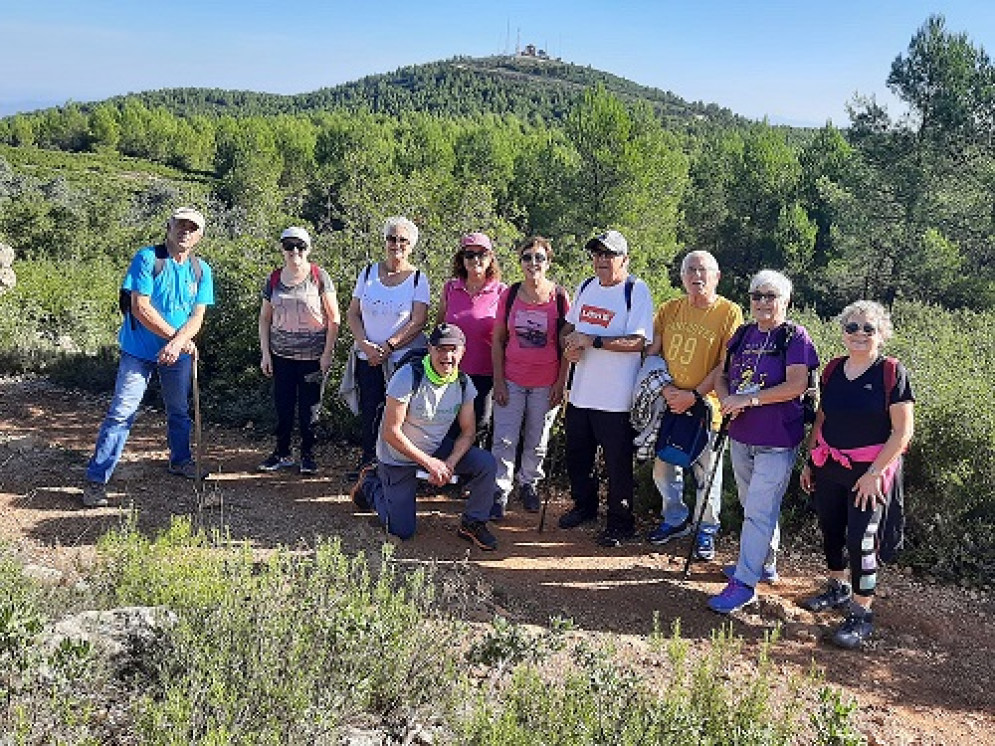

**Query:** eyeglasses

left=683, top=266, right=714, bottom=275
left=462, top=250, right=490, bottom=261
left=281, top=241, right=308, bottom=252
left=385, top=234, right=410, bottom=246
left=843, top=322, right=877, bottom=335
left=589, top=248, right=621, bottom=259
left=749, top=291, right=779, bottom=302
left=520, top=252, right=548, bottom=264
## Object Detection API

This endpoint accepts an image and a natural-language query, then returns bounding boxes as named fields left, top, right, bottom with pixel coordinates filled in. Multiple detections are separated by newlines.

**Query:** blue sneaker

left=707, top=578, right=757, bottom=614
left=723, top=563, right=779, bottom=584
left=693, top=530, right=717, bottom=561
left=646, top=519, right=691, bottom=545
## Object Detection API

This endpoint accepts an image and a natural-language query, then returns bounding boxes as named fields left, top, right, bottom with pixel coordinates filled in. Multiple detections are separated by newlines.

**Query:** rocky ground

left=1, top=375, right=993, bottom=745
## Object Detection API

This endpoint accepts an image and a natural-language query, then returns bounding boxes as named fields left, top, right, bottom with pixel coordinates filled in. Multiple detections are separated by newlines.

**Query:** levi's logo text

left=579, top=304, right=615, bottom=328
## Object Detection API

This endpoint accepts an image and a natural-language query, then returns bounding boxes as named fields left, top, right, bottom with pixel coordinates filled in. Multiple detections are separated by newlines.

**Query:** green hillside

left=94, top=55, right=743, bottom=127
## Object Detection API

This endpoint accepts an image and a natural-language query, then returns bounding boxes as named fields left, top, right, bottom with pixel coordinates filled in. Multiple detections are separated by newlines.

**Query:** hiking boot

left=458, top=519, right=498, bottom=551
left=259, top=453, right=295, bottom=472
left=299, top=454, right=317, bottom=475
left=597, top=525, right=636, bottom=548
left=82, top=482, right=109, bottom=508
left=558, top=506, right=597, bottom=529
left=490, top=492, right=507, bottom=521
left=350, top=462, right=378, bottom=512
left=168, top=460, right=208, bottom=479
left=800, top=578, right=852, bottom=613
left=520, top=483, right=542, bottom=513
left=646, top=519, right=691, bottom=545
left=707, top=578, right=757, bottom=614
left=832, top=605, right=874, bottom=649
left=693, top=530, right=717, bottom=561
left=724, top=563, right=779, bottom=584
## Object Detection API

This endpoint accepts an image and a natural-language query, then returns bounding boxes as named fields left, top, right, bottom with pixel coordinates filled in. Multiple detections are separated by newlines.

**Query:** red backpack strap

left=310, top=263, right=324, bottom=293
left=821, top=356, right=845, bottom=386
left=882, top=356, right=899, bottom=408
left=268, top=268, right=282, bottom=294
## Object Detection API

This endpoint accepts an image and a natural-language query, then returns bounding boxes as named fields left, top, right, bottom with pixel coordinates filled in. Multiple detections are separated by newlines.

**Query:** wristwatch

left=750, top=395, right=760, bottom=408
left=593, top=335, right=604, bottom=349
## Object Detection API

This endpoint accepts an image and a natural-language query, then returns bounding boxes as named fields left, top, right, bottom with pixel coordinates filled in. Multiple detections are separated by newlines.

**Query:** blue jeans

left=729, top=440, right=798, bottom=587
left=652, top=429, right=724, bottom=532
left=86, top=351, right=192, bottom=484
left=375, top=439, right=497, bottom=540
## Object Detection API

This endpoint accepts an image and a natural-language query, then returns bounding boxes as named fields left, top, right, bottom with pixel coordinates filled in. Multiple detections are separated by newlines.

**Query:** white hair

left=680, top=250, right=719, bottom=274
left=382, top=216, right=419, bottom=248
left=749, top=269, right=793, bottom=299
left=839, top=300, right=894, bottom=343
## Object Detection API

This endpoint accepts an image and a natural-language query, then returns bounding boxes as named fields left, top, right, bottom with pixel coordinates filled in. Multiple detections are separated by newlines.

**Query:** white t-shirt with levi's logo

left=566, top=275, right=654, bottom=412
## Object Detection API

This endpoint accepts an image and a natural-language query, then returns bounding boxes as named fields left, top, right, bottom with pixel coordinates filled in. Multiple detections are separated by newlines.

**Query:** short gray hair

left=680, top=250, right=719, bottom=275
left=749, top=269, right=793, bottom=299
left=839, top=300, right=894, bottom=343
left=382, top=216, right=419, bottom=248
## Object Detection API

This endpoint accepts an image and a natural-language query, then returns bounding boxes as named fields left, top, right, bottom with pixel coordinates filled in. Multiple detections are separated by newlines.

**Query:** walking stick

left=192, top=345, right=204, bottom=489
left=539, top=361, right=573, bottom=533
left=682, top=417, right=730, bottom=580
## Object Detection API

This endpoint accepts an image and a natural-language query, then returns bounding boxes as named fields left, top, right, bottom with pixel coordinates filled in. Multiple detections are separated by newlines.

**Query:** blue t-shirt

left=118, top=246, right=215, bottom=362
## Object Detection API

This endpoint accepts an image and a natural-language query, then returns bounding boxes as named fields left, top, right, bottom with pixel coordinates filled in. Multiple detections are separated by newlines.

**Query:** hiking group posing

left=83, top=209, right=915, bottom=650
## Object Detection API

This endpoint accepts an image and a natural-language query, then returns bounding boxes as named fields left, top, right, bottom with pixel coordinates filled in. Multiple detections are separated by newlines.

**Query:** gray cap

left=585, top=229, right=628, bottom=256
left=428, top=323, right=466, bottom=347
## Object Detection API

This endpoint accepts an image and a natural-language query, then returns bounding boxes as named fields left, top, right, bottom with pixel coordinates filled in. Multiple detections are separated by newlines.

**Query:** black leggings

left=812, top=464, right=886, bottom=599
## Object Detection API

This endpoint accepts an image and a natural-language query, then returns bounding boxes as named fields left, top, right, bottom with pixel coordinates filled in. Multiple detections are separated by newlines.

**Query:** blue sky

left=2, top=1, right=993, bottom=126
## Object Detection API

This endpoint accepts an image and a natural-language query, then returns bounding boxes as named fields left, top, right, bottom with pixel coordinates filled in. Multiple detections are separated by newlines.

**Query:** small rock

left=22, top=563, right=64, bottom=585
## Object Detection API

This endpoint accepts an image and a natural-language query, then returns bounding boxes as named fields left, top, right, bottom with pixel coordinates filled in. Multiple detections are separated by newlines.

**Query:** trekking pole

left=191, top=345, right=204, bottom=489
left=681, top=417, right=729, bottom=580
left=539, top=361, right=573, bottom=533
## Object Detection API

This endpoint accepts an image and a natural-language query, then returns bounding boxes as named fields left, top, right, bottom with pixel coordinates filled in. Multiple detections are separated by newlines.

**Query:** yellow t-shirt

left=653, top=295, right=744, bottom=428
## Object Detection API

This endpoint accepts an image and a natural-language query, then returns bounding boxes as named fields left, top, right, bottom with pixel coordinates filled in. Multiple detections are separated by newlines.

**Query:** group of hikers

left=80, top=208, right=915, bottom=650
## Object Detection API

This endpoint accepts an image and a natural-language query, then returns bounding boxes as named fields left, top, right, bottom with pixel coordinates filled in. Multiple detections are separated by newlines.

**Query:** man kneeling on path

left=374, top=323, right=499, bottom=549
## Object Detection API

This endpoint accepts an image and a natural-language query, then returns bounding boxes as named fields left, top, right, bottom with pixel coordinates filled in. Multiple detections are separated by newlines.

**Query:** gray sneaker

left=168, top=460, right=209, bottom=480
left=800, top=578, right=853, bottom=612
left=82, top=482, right=109, bottom=508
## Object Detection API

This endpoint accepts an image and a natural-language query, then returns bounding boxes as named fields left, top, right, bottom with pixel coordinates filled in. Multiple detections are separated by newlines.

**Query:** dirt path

left=1, top=376, right=992, bottom=745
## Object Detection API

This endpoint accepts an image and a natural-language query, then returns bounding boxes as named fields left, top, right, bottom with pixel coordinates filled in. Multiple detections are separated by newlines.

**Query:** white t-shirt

left=351, top=263, right=431, bottom=362
left=566, top=275, right=654, bottom=412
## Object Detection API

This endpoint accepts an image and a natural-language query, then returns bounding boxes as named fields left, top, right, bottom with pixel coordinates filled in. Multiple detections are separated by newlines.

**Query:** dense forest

left=0, top=15, right=993, bottom=579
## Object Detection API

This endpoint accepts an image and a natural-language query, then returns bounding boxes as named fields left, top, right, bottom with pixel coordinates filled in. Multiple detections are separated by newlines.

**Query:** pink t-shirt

left=497, top=284, right=570, bottom=388
left=443, top=278, right=506, bottom=375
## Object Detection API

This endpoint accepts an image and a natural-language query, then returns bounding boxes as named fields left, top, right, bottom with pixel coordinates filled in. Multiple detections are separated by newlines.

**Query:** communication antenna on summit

left=505, top=18, right=510, bottom=56
left=516, top=27, right=521, bottom=55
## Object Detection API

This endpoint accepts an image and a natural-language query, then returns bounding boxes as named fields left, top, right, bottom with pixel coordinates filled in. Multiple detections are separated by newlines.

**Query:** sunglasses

left=520, top=252, right=548, bottom=264
left=844, top=322, right=877, bottom=335
left=281, top=241, right=308, bottom=252
left=462, top=250, right=490, bottom=261
left=589, top=248, right=621, bottom=258
left=749, top=291, right=779, bottom=302
left=385, top=234, right=410, bottom=245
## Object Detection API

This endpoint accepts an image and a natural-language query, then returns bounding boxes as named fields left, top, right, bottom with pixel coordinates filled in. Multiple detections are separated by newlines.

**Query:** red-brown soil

left=1, top=376, right=992, bottom=745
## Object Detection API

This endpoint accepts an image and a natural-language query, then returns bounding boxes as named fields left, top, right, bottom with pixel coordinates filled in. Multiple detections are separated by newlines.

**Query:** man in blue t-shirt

left=82, top=207, right=215, bottom=507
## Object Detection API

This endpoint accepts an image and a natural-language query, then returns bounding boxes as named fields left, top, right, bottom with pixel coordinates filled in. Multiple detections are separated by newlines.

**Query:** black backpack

left=725, top=321, right=819, bottom=424
left=503, top=281, right=569, bottom=357
left=119, top=244, right=203, bottom=329
left=394, top=350, right=469, bottom=395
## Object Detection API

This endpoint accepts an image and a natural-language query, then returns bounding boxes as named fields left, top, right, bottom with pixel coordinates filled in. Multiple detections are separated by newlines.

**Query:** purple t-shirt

left=726, top=322, right=819, bottom=448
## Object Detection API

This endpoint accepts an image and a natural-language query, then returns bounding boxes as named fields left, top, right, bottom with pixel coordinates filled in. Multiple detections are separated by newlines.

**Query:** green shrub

left=95, top=518, right=461, bottom=744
